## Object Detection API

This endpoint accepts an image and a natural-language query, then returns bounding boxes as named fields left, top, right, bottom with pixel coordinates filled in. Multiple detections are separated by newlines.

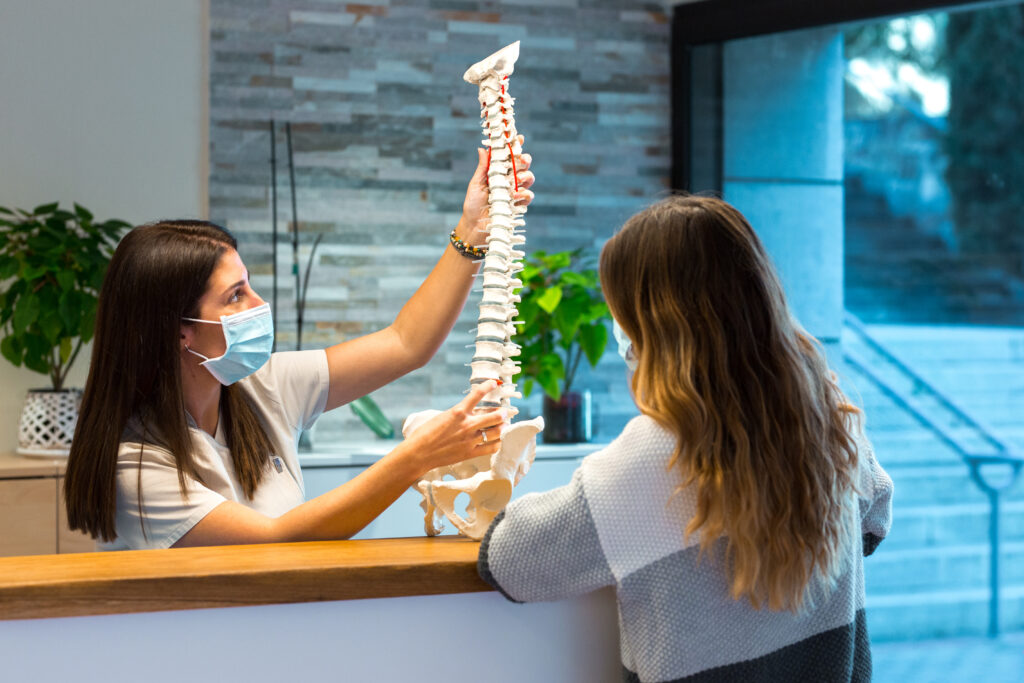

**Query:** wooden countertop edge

left=0, top=536, right=493, bottom=621
left=0, top=452, right=65, bottom=478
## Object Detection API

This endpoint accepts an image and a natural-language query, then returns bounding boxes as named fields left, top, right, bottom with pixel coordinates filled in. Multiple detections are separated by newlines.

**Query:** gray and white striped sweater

left=479, top=415, right=894, bottom=682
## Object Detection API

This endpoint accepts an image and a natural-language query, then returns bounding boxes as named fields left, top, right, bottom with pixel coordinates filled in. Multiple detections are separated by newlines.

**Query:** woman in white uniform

left=64, top=147, right=533, bottom=550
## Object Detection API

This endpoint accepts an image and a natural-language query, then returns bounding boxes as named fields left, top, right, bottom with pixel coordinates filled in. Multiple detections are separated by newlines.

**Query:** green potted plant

left=515, top=249, right=611, bottom=442
left=0, top=202, right=130, bottom=456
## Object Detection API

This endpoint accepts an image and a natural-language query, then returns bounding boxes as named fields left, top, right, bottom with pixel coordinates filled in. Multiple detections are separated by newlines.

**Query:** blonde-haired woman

left=478, top=195, right=893, bottom=682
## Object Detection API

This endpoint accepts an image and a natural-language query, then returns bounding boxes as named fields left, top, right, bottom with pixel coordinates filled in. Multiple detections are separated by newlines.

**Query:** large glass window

left=682, top=1, right=1024, bottom=671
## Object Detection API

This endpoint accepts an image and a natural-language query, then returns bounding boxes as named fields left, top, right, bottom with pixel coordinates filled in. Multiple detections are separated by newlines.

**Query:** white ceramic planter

left=16, top=388, right=82, bottom=458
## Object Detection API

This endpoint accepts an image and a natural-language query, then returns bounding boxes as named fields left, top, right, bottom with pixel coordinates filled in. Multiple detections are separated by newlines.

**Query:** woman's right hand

left=403, top=380, right=506, bottom=473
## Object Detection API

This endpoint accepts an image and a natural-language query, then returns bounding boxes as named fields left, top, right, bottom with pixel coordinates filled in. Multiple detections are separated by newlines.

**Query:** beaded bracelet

left=449, top=229, right=487, bottom=259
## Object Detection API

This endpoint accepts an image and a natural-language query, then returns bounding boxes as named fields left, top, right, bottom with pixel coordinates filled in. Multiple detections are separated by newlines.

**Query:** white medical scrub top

left=101, top=349, right=330, bottom=550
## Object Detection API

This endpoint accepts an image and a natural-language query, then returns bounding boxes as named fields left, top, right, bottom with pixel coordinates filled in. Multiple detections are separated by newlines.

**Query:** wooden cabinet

left=0, top=478, right=57, bottom=557
left=0, top=454, right=94, bottom=556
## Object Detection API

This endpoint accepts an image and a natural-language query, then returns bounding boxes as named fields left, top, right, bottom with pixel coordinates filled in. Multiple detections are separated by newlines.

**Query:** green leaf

left=540, top=251, right=571, bottom=271
left=59, top=336, right=72, bottom=364
left=19, top=263, right=48, bottom=281
left=39, top=311, right=63, bottom=345
left=585, top=301, right=610, bottom=323
left=12, top=292, right=40, bottom=335
left=58, top=290, right=81, bottom=334
left=540, top=352, right=565, bottom=376
left=74, top=203, right=94, bottom=222
left=0, top=206, right=14, bottom=216
left=22, top=334, right=51, bottom=376
left=55, top=269, right=75, bottom=291
left=522, top=378, right=534, bottom=398
left=0, top=256, right=18, bottom=280
left=27, top=232, right=60, bottom=253
left=79, top=298, right=98, bottom=342
left=536, top=286, right=563, bottom=314
left=536, top=352, right=566, bottom=401
left=349, top=395, right=394, bottom=439
left=578, top=322, right=609, bottom=367
left=515, top=296, right=539, bottom=328
left=23, top=352, right=50, bottom=375
left=520, top=264, right=540, bottom=283
left=537, top=370, right=561, bottom=402
left=32, top=202, right=60, bottom=216
left=3, top=279, right=25, bottom=303
left=560, top=271, right=591, bottom=287
left=0, top=336, right=23, bottom=366
left=554, top=295, right=587, bottom=343
left=99, top=219, right=131, bottom=242
left=89, top=266, right=106, bottom=291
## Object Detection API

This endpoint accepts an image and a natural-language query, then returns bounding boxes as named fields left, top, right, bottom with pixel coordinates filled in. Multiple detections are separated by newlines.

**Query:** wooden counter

left=0, top=451, right=67, bottom=477
left=0, top=536, right=491, bottom=621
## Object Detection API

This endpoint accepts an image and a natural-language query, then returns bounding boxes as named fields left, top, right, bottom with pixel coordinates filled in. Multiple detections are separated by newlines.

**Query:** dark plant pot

left=542, top=390, right=592, bottom=443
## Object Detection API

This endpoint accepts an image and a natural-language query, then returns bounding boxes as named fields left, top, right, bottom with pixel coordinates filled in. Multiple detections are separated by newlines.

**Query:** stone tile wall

left=209, top=0, right=670, bottom=444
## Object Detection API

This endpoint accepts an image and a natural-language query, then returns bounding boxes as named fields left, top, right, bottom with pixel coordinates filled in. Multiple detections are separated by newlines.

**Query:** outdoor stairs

left=841, top=317, right=1024, bottom=640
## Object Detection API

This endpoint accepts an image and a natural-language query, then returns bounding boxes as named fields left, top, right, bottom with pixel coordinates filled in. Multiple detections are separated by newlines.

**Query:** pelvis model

left=403, top=42, right=544, bottom=540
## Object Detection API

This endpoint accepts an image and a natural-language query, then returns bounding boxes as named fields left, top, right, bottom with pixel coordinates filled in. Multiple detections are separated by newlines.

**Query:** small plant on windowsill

left=0, top=202, right=130, bottom=456
left=514, top=249, right=610, bottom=443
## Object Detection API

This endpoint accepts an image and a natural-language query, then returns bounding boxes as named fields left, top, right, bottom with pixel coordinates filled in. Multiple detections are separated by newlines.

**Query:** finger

left=469, top=409, right=506, bottom=431
left=458, top=379, right=498, bottom=413
left=517, top=170, right=535, bottom=190
left=473, top=147, right=489, bottom=185
left=513, top=188, right=535, bottom=206
left=471, top=424, right=502, bottom=447
left=474, top=439, right=503, bottom=455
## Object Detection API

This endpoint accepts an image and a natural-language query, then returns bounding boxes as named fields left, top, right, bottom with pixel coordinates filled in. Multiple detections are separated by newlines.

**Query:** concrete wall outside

left=721, top=28, right=845, bottom=360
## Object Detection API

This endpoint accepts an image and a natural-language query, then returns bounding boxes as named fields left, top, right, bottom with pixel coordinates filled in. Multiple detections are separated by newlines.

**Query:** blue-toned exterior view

left=844, top=8, right=1024, bottom=678
left=706, top=5, right=1024, bottom=679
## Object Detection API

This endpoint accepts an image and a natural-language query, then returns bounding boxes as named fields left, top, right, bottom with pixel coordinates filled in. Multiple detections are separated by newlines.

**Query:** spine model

left=400, top=41, right=544, bottom=540
left=464, top=41, right=526, bottom=417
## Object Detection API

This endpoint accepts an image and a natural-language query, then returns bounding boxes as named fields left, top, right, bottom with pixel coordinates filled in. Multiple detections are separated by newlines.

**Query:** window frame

left=670, top=0, right=1005, bottom=190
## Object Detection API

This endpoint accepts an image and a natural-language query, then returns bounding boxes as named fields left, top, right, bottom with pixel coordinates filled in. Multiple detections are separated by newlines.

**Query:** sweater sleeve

left=857, top=431, right=894, bottom=557
left=478, top=467, right=615, bottom=603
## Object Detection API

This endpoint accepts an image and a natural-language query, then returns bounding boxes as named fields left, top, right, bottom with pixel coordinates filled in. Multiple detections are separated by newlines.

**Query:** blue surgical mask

left=183, top=303, right=274, bottom=385
left=612, top=318, right=638, bottom=372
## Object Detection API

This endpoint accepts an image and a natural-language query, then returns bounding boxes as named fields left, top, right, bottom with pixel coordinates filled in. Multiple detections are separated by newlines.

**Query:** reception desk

left=0, top=537, right=619, bottom=682
left=0, top=442, right=620, bottom=682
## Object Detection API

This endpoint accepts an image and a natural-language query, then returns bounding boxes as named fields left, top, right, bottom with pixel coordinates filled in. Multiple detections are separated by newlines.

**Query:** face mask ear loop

left=183, top=345, right=212, bottom=363
left=182, top=317, right=218, bottom=363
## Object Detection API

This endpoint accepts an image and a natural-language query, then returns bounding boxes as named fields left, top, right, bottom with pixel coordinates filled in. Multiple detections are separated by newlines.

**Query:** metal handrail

left=844, top=313, right=1009, bottom=454
left=842, top=315, right=1023, bottom=637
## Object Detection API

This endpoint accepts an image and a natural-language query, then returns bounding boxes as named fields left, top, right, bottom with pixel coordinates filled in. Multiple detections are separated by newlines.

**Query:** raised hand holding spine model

left=403, top=42, right=544, bottom=540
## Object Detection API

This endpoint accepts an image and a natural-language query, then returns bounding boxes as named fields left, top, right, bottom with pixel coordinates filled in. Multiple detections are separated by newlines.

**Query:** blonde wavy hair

left=599, top=195, right=860, bottom=612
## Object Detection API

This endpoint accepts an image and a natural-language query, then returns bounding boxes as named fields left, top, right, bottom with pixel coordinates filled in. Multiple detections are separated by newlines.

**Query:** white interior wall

left=0, top=0, right=208, bottom=450
left=0, top=589, right=620, bottom=683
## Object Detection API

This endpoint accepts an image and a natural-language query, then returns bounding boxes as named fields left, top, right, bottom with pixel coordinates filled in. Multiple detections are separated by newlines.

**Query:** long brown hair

left=599, top=195, right=860, bottom=612
left=64, top=220, right=277, bottom=542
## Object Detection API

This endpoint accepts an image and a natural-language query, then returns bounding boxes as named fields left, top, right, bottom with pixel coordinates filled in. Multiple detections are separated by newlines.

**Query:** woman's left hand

left=458, top=134, right=535, bottom=246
